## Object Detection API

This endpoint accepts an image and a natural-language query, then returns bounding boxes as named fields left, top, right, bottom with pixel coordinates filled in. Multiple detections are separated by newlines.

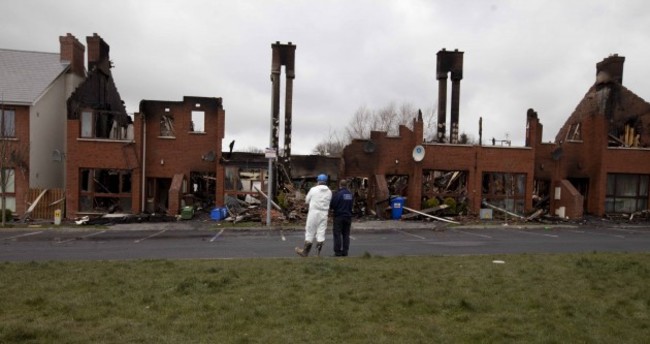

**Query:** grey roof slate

left=0, top=49, right=70, bottom=105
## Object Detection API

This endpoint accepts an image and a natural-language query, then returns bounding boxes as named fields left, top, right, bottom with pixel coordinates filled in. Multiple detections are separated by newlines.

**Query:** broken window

left=605, top=173, right=649, bottom=213
left=225, top=167, right=265, bottom=193
left=80, top=110, right=127, bottom=139
left=81, top=111, right=93, bottom=138
left=532, top=179, right=550, bottom=208
left=566, top=122, right=582, bottom=141
left=0, top=109, right=16, bottom=137
left=79, top=168, right=133, bottom=213
left=482, top=172, right=526, bottom=213
left=224, top=166, right=267, bottom=204
left=386, top=175, right=409, bottom=196
left=0, top=168, right=15, bottom=211
left=421, top=170, right=468, bottom=211
left=160, top=112, right=175, bottom=137
left=191, top=111, right=205, bottom=133
left=189, top=171, right=216, bottom=206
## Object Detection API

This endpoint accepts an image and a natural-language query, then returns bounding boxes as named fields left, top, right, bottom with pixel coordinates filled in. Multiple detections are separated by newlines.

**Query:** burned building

left=549, top=54, right=650, bottom=217
left=342, top=50, right=650, bottom=220
left=136, top=97, right=225, bottom=215
left=65, top=35, right=226, bottom=218
left=65, top=34, right=138, bottom=217
left=222, top=152, right=339, bottom=201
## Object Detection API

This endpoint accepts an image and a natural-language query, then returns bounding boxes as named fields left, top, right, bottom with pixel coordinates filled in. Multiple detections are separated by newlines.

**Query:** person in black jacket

left=330, top=179, right=354, bottom=256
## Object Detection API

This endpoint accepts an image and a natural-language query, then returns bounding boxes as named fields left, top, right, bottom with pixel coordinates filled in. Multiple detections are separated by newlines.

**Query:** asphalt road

left=2, top=221, right=649, bottom=261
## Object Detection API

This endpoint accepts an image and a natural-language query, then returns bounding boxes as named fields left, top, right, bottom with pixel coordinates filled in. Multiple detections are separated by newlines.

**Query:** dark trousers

left=332, top=216, right=352, bottom=256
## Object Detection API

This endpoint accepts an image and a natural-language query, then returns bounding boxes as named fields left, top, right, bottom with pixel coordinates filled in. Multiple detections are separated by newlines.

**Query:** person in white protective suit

left=295, top=174, right=332, bottom=257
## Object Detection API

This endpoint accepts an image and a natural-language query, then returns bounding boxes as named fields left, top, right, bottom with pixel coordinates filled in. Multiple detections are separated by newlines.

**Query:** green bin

left=181, top=206, right=194, bottom=220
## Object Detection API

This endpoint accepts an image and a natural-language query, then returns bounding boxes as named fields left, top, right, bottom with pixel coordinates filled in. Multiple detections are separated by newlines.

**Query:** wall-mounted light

left=395, top=159, right=399, bottom=165
left=160, top=159, right=164, bottom=165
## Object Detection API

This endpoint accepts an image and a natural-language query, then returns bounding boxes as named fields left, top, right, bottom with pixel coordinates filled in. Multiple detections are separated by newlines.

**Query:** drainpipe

left=141, top=114, right=146, bottom=212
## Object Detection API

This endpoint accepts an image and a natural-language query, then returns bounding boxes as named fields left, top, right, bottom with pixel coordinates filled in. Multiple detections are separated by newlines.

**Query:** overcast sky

left=4, top=0, right=650, bottom=153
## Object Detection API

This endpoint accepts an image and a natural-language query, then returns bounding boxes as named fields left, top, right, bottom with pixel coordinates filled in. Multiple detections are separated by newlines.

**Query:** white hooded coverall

left=304, top=184, right=332, bottom=243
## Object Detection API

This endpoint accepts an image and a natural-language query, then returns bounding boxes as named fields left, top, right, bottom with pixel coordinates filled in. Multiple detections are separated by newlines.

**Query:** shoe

left=295, top=242, right=312, bottom=257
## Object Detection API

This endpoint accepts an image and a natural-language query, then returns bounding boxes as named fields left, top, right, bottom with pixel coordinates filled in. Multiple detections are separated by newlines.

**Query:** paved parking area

left=1, top=220, right=649, bottom=261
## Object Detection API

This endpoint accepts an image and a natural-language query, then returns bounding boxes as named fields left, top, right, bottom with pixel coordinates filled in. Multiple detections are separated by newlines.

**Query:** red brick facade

left=1, top=105, right=30, bottom=216
left=135, top=97, right=225, bottom=215
left=343, top=55, right=650, bottom=219
left=64, top=35, right=225, bottom=218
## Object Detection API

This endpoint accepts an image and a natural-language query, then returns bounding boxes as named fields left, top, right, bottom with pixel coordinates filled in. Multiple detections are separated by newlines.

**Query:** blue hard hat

left=317, top=174, right=328, bottom=182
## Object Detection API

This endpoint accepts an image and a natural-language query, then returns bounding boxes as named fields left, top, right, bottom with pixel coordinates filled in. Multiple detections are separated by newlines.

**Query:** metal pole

left=267, top=155, right=272, bottom=226
left=267, top=72, right=275, bottom=227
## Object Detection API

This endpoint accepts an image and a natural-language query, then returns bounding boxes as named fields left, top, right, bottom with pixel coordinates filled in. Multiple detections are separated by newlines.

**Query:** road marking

left=209, top=229, right=225, bottom=242
left=55, top=230, right=107, bottom=244
left=606, top=227, right=648, bottom=234
left=134, top=229, right=167, bottom=243
left=397, top=230, right=427, bottom=240
left=496, top=227, right=559, bottom=238
left=452, top=229, right=493, bottom=239
left=2, top=231, right=43, bottom=241
left=568, top=229, right=625, bottom=239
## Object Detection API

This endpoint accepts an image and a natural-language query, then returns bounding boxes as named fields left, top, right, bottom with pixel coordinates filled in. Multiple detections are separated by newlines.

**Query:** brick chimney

left=59, top=33, right=85, bottom=77
left=86, top=33, right=110, bottom=71
left=596, top=54, right=625, bottom=85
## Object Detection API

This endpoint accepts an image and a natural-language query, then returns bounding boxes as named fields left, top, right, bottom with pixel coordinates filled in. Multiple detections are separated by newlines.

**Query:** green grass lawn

left=1, top=253, right=649, bottom=343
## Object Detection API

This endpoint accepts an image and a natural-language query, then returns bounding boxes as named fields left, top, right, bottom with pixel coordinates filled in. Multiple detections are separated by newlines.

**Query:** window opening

left=482, top=172, right=526, bottom=214
left=421, top=170, right=468, bottom=212
left=79, top=168, right=132, bottom=213
left=161, top=113, right=175, bottom=137
left=191, top=111, right=205, bottom=133
left=1, top=109, right=16, bottom=137
left=0, top=168, right=15, bottom=211
left=605, top=173, right=649, bottom=213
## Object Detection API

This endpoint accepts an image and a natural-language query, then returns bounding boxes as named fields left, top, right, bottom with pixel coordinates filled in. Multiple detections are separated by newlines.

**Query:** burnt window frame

left=79, top=168, right=133, bottom=213
left=160, top=108, right=175, bottom=137
left=605, top=173, right=649, bottom=213
left=482, top=172, right=527, bottom=213
left=80, top=109, right=127, bottom=140
left=224, top=167, right=266, bottom=194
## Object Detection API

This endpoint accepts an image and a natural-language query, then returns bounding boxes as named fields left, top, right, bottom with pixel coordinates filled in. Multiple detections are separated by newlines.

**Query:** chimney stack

left=59, top=33, right=85, bottom=77
left=596, top=54, right=625, bottom=85
left=436, top=49, right=464, bottom=143
left=86, top=33, right=110, bottom=71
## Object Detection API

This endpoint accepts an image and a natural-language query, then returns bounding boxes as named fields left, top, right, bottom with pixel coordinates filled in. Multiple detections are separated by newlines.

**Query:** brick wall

left=136, top=96, right=225, bottom=214
left=3, top=105, right=30, bottom=216
left=65, top=119, right=142, bottom=218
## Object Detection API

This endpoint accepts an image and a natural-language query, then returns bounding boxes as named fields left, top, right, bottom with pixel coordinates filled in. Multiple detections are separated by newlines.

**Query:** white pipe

left=141, top=114, right=146, bottom=212
left=403, top=206, right=460, bottom=224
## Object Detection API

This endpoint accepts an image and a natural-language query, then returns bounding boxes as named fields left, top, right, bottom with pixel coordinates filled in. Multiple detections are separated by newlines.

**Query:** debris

left=526, top=208, right=544, bottom=221
left=481, top=200, right=525, bottom=220
left=22, top=189, right=48, bottom=222
left=253, top=186, right=283, bottom=211
left=401, top=204, right=448, bottom=219
left=403, top=205, right=459, bottom=224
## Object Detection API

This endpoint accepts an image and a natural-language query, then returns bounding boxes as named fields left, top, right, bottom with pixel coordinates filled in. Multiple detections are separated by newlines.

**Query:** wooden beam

left=403, top=206, right=459, bottom=224
left=401, top=204, right=448, bottom=219
left=22, top=189, right=48, bottom=222
left=481, top=201, right=525, bottom=219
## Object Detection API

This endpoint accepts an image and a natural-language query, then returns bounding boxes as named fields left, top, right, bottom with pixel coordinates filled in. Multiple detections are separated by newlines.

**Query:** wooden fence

left=25, top=188, right=65, bottom=220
